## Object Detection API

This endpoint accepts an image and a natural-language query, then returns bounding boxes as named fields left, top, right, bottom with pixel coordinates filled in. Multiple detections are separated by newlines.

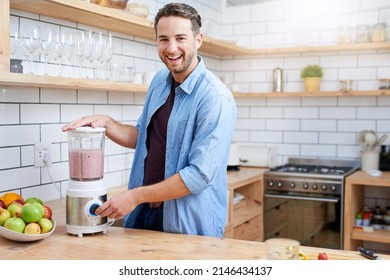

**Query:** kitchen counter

left=1, top=180, right=389, bottom=260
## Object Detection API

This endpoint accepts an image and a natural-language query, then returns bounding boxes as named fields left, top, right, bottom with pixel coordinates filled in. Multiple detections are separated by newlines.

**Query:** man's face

left=156, top=16, right=202, bottom=83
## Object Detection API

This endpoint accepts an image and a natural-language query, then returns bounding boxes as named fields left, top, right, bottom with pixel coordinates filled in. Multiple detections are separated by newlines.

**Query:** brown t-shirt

left=143, top=80, right=179, bottom=186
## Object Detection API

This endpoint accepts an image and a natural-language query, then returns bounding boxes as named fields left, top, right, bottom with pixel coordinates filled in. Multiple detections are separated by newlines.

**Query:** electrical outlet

left=34, top=142, right=51, bottom=167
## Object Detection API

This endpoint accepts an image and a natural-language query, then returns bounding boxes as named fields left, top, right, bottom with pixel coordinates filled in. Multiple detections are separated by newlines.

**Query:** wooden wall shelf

left=9, top=0, right=390, bottom=58
left=233, top=90, right=390, bottom=98
left=1, top=72, right=389, bottom=97
left=0, top=72, right=148, bottom=92
left=2, top=1, right=390, bottom=94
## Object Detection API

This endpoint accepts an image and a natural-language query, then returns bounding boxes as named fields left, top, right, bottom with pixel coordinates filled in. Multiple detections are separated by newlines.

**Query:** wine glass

left=83, top=31, right=95, bottom=79
left=94, top=32, right=105, bottom=80
left=103, top=34, right=114, bottom=80
left=53, top=31, right=69, bottom=76
left=75, top=31, right=87, bottom=79
left=10, top=31, right=22, bottom=59
left=21, top=24, right=41, bottom=74
left=40, top=28, right=56, bottom=75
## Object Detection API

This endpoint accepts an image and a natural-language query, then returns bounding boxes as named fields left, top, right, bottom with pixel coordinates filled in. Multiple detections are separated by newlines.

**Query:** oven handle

left=265, top=193, right=339, bottom=203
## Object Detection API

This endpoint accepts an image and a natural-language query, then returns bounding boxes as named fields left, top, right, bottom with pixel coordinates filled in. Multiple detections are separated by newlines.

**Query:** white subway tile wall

left=1, top=0, right=390, bottom=205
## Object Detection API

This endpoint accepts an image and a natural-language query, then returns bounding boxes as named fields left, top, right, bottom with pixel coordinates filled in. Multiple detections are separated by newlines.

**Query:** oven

left=263, top=158, right=357, bottom=249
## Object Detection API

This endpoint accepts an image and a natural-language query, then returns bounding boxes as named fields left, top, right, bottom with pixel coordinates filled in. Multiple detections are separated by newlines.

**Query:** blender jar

left=67, top=127, right=106, bottom=181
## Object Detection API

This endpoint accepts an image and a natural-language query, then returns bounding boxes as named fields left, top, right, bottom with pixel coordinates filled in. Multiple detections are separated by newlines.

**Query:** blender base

left=66, top=224, right=108, bottom=238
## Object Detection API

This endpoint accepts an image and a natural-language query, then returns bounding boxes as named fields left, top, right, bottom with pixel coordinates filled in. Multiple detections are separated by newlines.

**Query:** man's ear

left=196, top=33, right=203, bottom=50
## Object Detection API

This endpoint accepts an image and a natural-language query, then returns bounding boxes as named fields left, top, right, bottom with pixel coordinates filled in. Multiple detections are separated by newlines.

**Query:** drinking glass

left=103, top=34, right=114, bottom=80
left=53, top=31, right=69, bottom=76
left=21, top=25, right=41, bottom=74
left=40, top=28, right=57, bottom=75
left=265, top=238, right=300, bottom=260
left=75, top=31, right=87, bottom=79
left=94, top=32, right=105, bottom=80
left=83, top=31, right=95, bottom=79
left=10, top=32, right=22, bottom=59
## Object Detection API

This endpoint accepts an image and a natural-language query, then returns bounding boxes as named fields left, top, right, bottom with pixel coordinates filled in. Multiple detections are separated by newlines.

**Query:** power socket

left=34, top=142, right=52, bottom=167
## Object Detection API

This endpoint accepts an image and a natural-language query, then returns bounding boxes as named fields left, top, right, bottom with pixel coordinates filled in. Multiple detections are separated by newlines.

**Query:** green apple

left=38, top=218, right=53, bottom=233
left=4, top=217, right=26, bottom=233
left=0, top=208, right=11, bottom=226
left=25, top=197, right=43, bottom=206
left=24, top=222, right=41, bottom=234
left=7, top=202, right=23, bottom=217
left=21, top=203, right=44, bottom=223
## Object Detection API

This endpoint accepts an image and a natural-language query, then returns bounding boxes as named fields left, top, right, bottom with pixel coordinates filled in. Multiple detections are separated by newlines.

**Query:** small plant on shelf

left=300, top=64, right=323, bottom=78
left=301, top=64, right=323, bottom=92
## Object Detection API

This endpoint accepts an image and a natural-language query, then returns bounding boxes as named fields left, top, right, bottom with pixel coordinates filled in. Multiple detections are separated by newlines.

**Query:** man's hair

left=154, top=3, right=202, bottom=36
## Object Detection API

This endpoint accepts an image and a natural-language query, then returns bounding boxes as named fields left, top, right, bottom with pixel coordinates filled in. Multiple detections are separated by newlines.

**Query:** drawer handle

left=275, top=205, right=280, bottom=210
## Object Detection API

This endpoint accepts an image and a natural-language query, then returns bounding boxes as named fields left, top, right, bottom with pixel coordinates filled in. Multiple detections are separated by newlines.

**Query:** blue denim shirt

left=123, top=57, right=237, bottom=237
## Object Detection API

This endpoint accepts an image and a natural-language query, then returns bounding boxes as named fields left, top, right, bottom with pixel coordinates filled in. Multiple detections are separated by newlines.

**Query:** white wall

left=1, top=0, right=390, bottom=202
left=222, top=0, right=390, bottom=165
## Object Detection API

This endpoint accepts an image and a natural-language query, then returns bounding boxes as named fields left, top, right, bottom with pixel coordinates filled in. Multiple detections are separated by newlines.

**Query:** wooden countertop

left=346, top=170, right=390, bottom=186
left=1, top=168, right=389, bottom=260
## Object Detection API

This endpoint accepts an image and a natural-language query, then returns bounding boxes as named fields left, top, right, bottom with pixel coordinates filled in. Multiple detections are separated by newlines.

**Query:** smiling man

left=62, top=3, right=237, bottom=237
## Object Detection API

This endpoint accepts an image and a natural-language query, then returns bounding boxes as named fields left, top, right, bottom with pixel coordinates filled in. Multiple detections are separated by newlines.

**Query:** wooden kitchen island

left=1, top=168, right=389, bottom=260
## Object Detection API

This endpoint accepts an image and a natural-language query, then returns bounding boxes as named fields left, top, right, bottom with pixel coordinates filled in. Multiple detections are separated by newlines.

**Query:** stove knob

left=312, top=184, right=318, bottom=190
left=268, top=180, right=275, bottom=187
left=290, top=182, right=296, bottom=188
left=321, top=185, right=327, bottom=191
left=303, top=183, right=309, bottom=189
left=277, top=181, right=283, bottom=188
left=331, top=185, right=337, bottom=192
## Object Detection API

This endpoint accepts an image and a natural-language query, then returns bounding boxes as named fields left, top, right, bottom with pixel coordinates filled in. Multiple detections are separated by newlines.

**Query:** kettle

left=273, top=67, right=284, bottom=92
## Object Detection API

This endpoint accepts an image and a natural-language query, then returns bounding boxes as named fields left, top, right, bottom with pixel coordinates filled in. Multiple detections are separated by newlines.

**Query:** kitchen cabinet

left=344, top=171, right=390, bottom=250
left=1, top=0, right=390, bottom=96
left=264, top=197, right=288, bottom=239
left=224, top=167, right=266, bottom=242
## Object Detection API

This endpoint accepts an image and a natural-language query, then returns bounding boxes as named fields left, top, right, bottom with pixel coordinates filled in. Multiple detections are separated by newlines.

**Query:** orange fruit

left=0, top=192, right=25, bottom=208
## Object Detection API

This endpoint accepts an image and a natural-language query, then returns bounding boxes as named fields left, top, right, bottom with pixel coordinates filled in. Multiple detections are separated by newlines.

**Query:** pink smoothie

left=69, top=149, right=104, bottom=181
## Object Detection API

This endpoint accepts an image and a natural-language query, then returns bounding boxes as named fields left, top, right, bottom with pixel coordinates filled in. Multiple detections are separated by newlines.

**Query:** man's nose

left=166, top=40, right=178, bottom=53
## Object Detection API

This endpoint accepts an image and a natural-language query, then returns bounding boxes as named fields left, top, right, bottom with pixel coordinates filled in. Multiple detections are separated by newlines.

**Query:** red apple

left=318, top=252, right=328, bottom=260
left=0, top=200, right=6, bottom=209
left=43, top=205, right=52, bottom=219
left=38, top=218, right=53, bottom=233
left=4, top=217, right=26, bottom=233
left=0, top=208, right=11, bottom=226
left=13, top=199, right=24, bottom=205
left=24, top=222, right=41, bottom=234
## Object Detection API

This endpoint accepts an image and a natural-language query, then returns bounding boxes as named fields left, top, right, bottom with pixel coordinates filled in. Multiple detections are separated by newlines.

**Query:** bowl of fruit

left=0, top=192, right=55, bottom=242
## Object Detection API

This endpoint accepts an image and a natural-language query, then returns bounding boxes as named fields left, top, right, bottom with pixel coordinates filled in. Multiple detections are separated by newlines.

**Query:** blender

left=66, top=127, right=110, bottom=237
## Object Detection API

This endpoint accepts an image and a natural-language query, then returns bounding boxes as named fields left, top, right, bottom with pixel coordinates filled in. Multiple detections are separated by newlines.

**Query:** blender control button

left=89, top=203, right=100, bottom=216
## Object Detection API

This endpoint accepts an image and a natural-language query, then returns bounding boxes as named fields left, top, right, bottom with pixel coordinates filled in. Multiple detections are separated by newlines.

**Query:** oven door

left=264, top=192, right=342, bottom=249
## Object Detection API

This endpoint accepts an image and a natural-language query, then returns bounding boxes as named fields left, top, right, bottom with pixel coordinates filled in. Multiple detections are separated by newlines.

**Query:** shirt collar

left=165, top=56, right=206, bottom=95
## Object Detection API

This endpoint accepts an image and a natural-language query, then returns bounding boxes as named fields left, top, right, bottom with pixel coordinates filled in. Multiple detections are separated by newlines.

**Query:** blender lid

left=74, top=126, right=106, bottom=132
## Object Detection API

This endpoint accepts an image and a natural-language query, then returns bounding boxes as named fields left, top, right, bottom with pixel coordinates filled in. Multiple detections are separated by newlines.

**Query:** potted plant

left=301, top=64, right=323, bottom=92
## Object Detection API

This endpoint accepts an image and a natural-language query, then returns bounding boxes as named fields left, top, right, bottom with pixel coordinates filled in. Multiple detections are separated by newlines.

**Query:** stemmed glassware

left=75, top=31, right=87, bottom=79
left=103, top=34, right=114, bottom=80
left=53, top=31, right=69, bottom=77
left=10, top=31, right=22, bottom=59
left=94, top=32, right=105, bottom=80
left=40, top=28, right=57, bottom=75
left=21, top=24, right=41, bottom=74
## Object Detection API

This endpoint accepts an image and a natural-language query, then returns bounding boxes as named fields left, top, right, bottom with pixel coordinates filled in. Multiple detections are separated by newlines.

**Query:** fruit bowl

left=0, top=218, right=56, bottom=242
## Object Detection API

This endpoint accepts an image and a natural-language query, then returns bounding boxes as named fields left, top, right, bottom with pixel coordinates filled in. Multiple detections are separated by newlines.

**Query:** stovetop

left=269, top=164, right=354, bottom=176
left=266, top=158, right=358, bottom=178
